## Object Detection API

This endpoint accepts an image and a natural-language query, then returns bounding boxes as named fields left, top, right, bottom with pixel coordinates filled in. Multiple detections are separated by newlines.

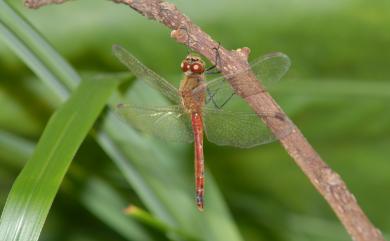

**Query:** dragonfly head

left=181, top=54, right=206, bottom=76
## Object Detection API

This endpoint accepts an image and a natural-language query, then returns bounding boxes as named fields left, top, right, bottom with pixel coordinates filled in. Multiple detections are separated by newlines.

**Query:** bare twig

left=26, top=0, right=385, bottom=241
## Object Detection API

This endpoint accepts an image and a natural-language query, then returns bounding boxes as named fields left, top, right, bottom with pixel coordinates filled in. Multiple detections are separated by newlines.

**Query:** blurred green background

left=1, top=0, right=389, bottom=241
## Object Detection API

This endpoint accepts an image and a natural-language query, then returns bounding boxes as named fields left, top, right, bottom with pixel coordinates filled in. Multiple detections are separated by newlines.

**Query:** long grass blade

left=0, top=130, right=158, bottom=241
left=0, top=0, right=79, bottom=99
left=0, top=77, right=118, bottom=241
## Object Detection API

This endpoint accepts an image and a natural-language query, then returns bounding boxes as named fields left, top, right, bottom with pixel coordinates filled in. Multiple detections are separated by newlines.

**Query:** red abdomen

left=191, top=112, right=205, bottom=211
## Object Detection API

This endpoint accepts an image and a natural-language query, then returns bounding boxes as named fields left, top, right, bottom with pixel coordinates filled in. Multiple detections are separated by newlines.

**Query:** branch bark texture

left=26, top=1, right=385, bottom=241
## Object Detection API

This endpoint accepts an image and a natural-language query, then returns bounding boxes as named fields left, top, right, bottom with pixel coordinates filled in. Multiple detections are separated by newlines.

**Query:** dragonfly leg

left=206, top=87, right=220, bottom=107
left=213, top=42, right=221, bottom=66
left=179, top=26, right=193, bottom=55
left=205, top=42, right=222, bottom=73
left=205, top=68, right=220, bottom=75
left=218, top=93, right=235, bottom=109
left=206, top=87, right=235, bottom=109
left=205, top=65, right=218, bottom=73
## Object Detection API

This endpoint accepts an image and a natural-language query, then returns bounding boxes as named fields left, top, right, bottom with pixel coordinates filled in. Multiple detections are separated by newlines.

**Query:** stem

left=26, top=1, right=386, bottom=240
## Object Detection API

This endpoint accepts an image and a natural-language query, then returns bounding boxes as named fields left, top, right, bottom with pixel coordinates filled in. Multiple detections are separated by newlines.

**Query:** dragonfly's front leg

left=205, top=65, right=220, bottom=74
left=205, top=42, right=222, bottom=74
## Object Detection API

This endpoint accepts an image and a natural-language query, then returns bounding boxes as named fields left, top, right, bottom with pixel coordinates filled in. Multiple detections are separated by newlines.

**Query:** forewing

left=203, top=107, right=292, bottom=148
left=113, top=45, right=180, bottom=103
left=200, top=52, right=291, bottom=108
left=251, top=52, right=291, bottom=86
left=115, top=104, right=193, bottom=143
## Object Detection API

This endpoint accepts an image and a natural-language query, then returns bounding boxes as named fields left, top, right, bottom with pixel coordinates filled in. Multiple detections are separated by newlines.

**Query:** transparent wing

left=115, top=104, right=193, bottom=143
left=253, top=52, right=291, bottom=86
left=113, top=45, right=181, bottom=103
left=202, top=107, right=292, bottom=148
left=201, top=52, right=291, bottom=108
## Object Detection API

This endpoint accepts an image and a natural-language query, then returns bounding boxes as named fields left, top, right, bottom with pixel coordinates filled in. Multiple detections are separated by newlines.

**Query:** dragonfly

left=113, top=44, right=291, bottom=211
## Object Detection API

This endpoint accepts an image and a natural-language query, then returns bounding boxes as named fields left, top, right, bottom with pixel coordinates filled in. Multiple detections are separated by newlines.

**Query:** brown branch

left=26, top=0, right=385, bottom=241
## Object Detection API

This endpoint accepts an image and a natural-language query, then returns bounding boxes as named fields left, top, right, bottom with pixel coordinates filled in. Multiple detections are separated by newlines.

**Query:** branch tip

left=235, top=47, right=251, bottom=59
left=113, top=0, right=133, bottom=4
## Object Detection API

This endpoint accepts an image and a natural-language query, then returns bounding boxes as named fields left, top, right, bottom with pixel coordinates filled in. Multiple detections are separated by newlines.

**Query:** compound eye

left=190, top=63, right=204, bottom=73
left=181, top=62, right=190, bottom=72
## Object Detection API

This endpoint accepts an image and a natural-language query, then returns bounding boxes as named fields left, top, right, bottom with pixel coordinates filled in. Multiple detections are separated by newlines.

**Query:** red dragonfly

left=113, top=45, right=291, bottom=211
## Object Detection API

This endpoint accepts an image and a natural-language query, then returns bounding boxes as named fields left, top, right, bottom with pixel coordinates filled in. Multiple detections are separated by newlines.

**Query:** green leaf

left=0, top=0, right=79, bottom=100
left=0, top=77, right=118, bottom=241
left=0, top=130, right=158, bottom=241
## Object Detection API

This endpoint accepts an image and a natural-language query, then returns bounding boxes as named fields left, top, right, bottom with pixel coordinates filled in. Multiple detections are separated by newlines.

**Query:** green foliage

left=0, top=76, right=119, bottom=241
left=0, top=0, right=389, bottom=241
